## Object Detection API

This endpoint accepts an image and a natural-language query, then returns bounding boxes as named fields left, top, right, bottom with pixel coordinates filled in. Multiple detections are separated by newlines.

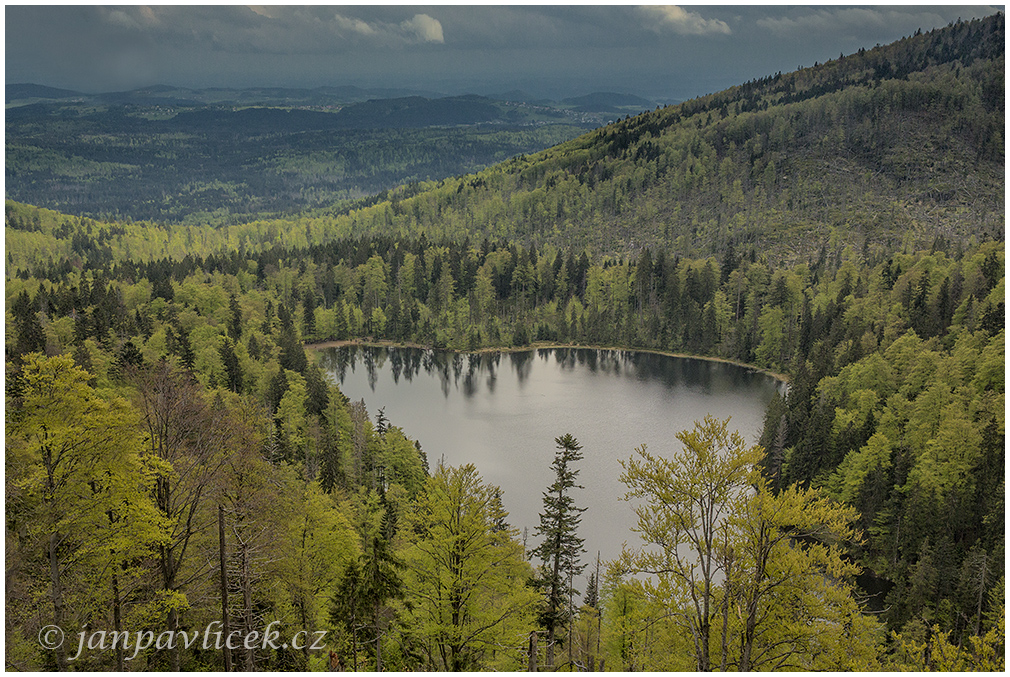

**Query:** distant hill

left=314, top=85, right=446, bottom=102
left=91, top=84, right=447, bottom=107
left=165, top=106, right=345, bottom=133
left=6, top=82, right=660, bottom=115
left=561, top=91, right=656, bottom=113
left=6, top=15, right=1003, bottom=250
left=143, top=94, right=547, bottom=133
left=5, top=83, right=83, bottom=103
left=490, top=90, right=554, bottom=105
left=333, top=95, right=504, bottom=128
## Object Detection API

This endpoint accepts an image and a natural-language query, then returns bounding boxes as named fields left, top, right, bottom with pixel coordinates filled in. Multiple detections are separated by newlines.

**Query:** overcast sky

left=5, top=5, right=1003, bottom=101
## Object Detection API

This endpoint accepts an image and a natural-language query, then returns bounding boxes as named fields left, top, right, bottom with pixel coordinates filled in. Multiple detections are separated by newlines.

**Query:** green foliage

left=357, top=498, right=406, bottom=671
left=887, top=602, right=1005, bottom=671
left=6, top=190, right=1004, bottom=656
left=618, top=416, right=762, bottom=671
left=619, top=416, right=883, bottom=671
left=7, top=18, right=1004, bottom=269
left=6, top=354, right=168, bottom=670
left=402, top=462, right=537, bottom=670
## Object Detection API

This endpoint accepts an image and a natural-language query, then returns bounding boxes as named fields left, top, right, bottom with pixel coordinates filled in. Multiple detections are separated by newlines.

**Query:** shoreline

left=305, top=338, right=790, bottom=384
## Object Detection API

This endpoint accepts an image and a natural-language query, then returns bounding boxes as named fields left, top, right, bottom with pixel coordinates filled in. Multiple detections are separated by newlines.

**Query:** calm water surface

left=319, top=346, right=784, bottom=570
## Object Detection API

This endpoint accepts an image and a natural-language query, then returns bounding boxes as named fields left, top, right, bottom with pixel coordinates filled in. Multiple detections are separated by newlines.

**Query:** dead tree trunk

left=528, top=631, right=538, bottom=672
left=218, top=507, right=232, bottom=672
left=48, top=532, right=68, bottom=671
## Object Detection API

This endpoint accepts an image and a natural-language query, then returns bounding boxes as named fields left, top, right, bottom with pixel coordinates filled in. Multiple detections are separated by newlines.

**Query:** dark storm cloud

left=5, top=5, right=1003, bottom=99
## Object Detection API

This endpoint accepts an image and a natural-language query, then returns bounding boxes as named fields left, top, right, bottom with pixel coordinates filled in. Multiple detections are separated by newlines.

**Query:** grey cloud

left=401, top=14, right=444, bottom=44
left=332, top=13, right=380, bottom=38
left=420, top=6, right=662, bottom=50
left=417, top=6, right=591, bottom=49
left=102, top=7, right=159, bottom=31
left=755, top=5, right=996, bottom=37
left=758, top=7, right=923, bottom=34
left=637, top=5, right=732, bottom=35
left=94, top=5, right=444, bottom=53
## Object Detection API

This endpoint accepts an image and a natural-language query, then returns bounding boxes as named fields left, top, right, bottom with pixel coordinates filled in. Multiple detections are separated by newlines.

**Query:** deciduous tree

left=7, top=354, right=166, bottom=670
left=403, top=462, right=537, bottom=670
left=620, top=416, right=882, bottom=670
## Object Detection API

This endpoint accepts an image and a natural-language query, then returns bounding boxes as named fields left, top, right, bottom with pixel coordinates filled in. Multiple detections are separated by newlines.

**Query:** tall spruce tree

left=219, top=338, right=243, bottom=393
left=361, top=502, right=404, bottom=671
left=532, top=433, right=587, bottom=670
left=228, top=293, right=242, bottom=339
left=330, top=560, right=368, bottom=672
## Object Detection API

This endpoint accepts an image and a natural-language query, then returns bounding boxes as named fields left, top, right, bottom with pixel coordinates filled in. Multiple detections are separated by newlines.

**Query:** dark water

left=318, top=346, right=784, bottom=571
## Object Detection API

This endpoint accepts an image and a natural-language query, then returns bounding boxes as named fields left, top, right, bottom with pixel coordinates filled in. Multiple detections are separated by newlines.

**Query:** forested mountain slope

left=7, top=16, right=1002, bottom=268
left=318, top=14, right=1003, bottom=261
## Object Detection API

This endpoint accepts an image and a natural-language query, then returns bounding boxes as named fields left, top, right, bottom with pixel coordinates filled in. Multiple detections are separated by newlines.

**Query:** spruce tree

left=583, top=571, right=599, bottom=610
left=278, top=326, right=308, bottom=373
left=360, top=505, right=404, bottom=671
left=532, top=433, right=587, bottom=669
left=330, top=561, right=367, bottom=671
left=11, top=289, right=45, bottom=359
left=228, top=293, right=242, bottom=339
left=219, top=338, right=242, bottom=393
left=304, top=363, right=330, bottom=417
left=319, top=424, right=342, bottom=494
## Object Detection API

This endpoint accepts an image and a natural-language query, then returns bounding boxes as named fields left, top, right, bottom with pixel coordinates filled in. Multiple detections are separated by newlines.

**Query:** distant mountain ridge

left=489, top=90, right=553, bottom=105
left=5, top=83, right=84, bottom=103
left=6, top=82, right=661, bottom=116
left=5, top=89, right=595, bottom=221
left=5, top=83, right=447, bottom=107
left=162, top=95, right=509, bottom=132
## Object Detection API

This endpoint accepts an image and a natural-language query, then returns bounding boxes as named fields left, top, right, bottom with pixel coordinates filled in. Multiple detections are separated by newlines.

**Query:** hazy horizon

left=6, top=5, right=1002, bottom=103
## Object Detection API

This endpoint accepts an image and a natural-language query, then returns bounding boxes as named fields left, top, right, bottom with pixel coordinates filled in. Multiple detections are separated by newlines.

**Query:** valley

left=5, top=87, right=650, bottom=223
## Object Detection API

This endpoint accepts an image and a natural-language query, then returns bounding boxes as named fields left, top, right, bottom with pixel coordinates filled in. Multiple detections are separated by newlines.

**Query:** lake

left=318, top=345, right=784, bottom=577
